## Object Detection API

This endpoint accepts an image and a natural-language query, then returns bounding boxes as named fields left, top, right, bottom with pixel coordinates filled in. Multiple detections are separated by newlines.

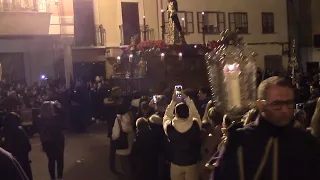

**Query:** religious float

left=108, top=0, right=258, bottom=98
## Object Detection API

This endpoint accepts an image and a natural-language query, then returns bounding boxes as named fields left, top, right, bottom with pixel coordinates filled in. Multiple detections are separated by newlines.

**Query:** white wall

left=0, top=38, right=62, bottom=85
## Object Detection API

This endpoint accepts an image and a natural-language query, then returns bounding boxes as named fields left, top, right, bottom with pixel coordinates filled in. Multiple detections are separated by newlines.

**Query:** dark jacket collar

left=255, top=115, right=292, bottom=137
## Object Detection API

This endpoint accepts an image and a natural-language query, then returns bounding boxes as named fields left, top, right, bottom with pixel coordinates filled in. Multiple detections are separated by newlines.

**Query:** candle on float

left=224, top=63, right=241, bottom=107
left=161, top=53, right=165, bottom=61
left=181, top=17, right=186, bottom=32
left=129, top=54, right=133, bottom=62
left=178, top=52, right=183, bottom=60
left=117, top=56, right=121, bottom=64
left=143, top=15, right=146, bottom=27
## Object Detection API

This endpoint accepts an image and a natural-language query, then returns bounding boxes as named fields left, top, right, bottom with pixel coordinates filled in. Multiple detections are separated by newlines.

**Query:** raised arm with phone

left=162, top=86, right=202, bottom=180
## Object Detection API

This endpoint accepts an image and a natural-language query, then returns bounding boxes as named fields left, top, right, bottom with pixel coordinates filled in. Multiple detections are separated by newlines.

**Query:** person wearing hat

left=163, top=91, right=201, bottom=180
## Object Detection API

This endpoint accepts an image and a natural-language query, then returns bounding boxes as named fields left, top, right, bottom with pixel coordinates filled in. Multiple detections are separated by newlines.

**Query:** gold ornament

left=206, top=30, right=257, bottom=114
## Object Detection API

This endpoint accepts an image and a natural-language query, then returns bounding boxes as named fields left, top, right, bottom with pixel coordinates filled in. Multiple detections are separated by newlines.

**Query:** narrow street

left=29, top=124, right=117, bottom=180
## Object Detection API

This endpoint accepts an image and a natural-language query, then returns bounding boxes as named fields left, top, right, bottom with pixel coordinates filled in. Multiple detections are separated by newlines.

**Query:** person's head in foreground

left=256, top=76, right=294, bottom=127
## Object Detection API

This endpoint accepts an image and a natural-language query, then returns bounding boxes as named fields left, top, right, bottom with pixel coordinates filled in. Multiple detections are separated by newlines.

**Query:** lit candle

left=224, top=63, right=241, bottom=107
left=178, top=52, right=183, bottom=60
left=161, top=9, right=165, bottom=40
left=143, top=16, right=146, bottom=41
left=181, top=17, right=185, bottom=32
left=202, top=12, right=205, bottom=29
left=129, top=54, right=133, bottom=63
left=117, top=56, right=121, bottom=64
left=161, top=53, right=165, bottom=61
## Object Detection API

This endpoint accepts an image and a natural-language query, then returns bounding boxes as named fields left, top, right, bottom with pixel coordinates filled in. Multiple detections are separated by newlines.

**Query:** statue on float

left=166, top=0, right=186, bottom=45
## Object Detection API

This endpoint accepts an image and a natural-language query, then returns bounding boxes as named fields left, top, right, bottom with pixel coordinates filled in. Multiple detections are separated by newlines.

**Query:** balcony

left=0, top=0, right=52, bottom=36
left=119, top=25, right=155, bottom=45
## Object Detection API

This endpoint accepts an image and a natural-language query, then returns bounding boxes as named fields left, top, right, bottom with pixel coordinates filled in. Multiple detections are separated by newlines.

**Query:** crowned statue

left=166, top=0, right=186, bottom=45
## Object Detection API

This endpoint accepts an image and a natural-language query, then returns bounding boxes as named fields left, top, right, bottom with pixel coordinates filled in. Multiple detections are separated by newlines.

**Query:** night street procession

left=1, top=0, right=320, bottom=179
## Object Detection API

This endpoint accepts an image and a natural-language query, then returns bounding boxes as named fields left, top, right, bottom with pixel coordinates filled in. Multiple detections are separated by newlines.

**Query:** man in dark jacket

left=163, top=91, right=201, bottom=180
left=0, top=147, right=29, bottom=180
left=213, top=76, right=320, bottom=180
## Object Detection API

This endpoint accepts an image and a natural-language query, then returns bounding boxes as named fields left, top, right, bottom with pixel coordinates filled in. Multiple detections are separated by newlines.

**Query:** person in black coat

left=213, top=76, right=320, bottom=180
left=37, top=101, right=65, bottom=180
left=0, top=147, right=29, bottom=180
left=131, top=118, right=158, bottom=180
left=0, top=112, right=32, bottom=180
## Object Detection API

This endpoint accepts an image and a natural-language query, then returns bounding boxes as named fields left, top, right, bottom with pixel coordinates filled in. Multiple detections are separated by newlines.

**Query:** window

left=197, top=12, right=225, bottom=34
left=228, top=12, right=248, bottom=34
left=262, top=12, right=275, bottom=34
left=165, top=11, right=194, bottom=34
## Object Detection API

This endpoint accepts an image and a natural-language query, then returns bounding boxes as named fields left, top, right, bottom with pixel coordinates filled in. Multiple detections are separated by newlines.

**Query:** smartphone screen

left=175, top=85, right=182, bottom=98
left=296, top=103, right=304, bottom=110
left=153, top=95, right=157, bottom=103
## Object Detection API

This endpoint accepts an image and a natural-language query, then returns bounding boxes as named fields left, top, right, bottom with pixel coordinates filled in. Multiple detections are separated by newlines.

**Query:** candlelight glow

left=161, top=53, right=165, bottom=57
left=161, top=9, right=164, bottom=12
left=179, top=52, right=183, bottom=57
left=143, top=16, right=146, bottom=18
left=202, top=12, right=205, bottom=15
left=181, top=17, right=185, bottom=21
left=117, top=56, right=121, bottom=60
left=228, top=64, right=235, bottom=71
left=129, top=54, right=133, bottom=58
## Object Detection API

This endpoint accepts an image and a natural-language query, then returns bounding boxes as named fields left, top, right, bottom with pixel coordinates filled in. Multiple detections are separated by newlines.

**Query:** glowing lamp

left=129, top=54, right=133, bottom=63
left=117, top=56, right=121, bottom=64
left=205, top=30, right=257, bottom=114
left=178, top=52, right=183, bottom=60
left=160, top=53, right=165, bottom=61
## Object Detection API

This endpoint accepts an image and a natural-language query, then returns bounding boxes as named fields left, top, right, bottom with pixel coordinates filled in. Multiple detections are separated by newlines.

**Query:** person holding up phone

left=163, top=87, right=202, bottom=180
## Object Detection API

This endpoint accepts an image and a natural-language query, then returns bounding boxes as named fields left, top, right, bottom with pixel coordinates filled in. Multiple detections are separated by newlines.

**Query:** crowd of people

left=1, top=67, right=320, bottom=180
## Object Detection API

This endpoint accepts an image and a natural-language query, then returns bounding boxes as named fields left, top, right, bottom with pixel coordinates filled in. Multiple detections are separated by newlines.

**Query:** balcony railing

left=119, top=24, right=155, bottom=45
left=0, top=0, right=53, bottom=12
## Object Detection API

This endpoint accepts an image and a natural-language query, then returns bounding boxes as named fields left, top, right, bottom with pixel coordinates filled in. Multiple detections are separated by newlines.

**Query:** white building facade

left=93, top=0, right=289, bottom=70
left=0, top=0, right=74, bottom=85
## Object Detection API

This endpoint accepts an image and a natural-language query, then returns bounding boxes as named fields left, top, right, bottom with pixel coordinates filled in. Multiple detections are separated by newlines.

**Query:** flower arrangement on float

left=116, top=35, right=226, bottom=78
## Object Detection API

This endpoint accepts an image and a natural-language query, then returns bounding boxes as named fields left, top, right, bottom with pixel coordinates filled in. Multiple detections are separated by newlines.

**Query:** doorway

left=0, top=53, right=25, bottom=83
left=306, top=62, right=319, bottom=76
left=73, top=62, right=106, bottom=82
left=121, top=2, right=140, bottom=45
left=264, top=55, right=284, bottom=72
